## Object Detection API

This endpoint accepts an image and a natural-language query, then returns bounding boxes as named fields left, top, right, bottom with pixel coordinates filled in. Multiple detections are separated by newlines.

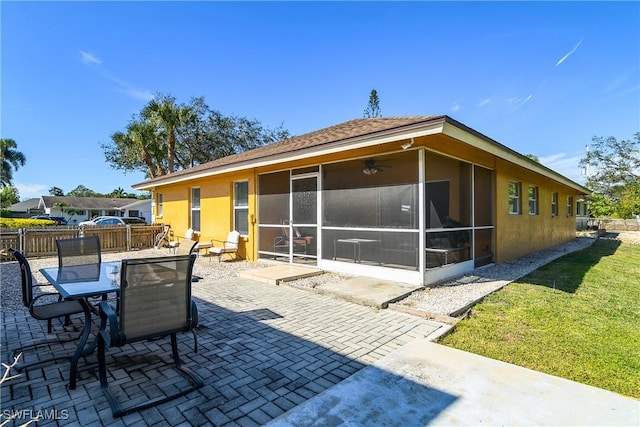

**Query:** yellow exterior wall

left=150, top=132, right=582, bottom=265
left=154, top=171, right=256, bottom=260
left=494, top=158, right=579, bottom=262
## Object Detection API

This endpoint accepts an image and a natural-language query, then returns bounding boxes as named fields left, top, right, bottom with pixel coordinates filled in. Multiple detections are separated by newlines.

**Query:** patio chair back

left=119, top=254, right=197, bottom=342
left=12, top=248, right=37, bottom=309
left=55, top=236, right=102, bottom=283
left=225, top=230, right=240, bottom=250
left=175, top=238, right=198, bottom=256
left=56, top=236, right=101, bottom=268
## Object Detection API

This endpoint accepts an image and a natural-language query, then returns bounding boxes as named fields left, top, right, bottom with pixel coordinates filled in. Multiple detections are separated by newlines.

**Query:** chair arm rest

left=99, top=301, right=121, bottom=347
left=30, top=292, right=66, bottom=308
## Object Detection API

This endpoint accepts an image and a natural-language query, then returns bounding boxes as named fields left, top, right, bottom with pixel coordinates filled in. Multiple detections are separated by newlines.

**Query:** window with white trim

left=551, top=192, right=558, bottom=216
left=234, top=181, right=249, bottom=235
left=528, top=186, right=538, bottom=215
left=157, top=193, right=163, bottom=217
left=508, top=181, right=521, bottom=214
left=191, top=187, right=201, bottom=232
left=567, top=196, right=574, bottom=217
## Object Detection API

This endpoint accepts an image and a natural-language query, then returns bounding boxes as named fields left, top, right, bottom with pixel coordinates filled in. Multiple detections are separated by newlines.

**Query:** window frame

left=551, top=192, right=558, bottom=216
left=508, top=181, right=521, bottom=215
left=528, top=185, right=538, bottom=215
left=234, top=181, right=249, bottom=236
left=157, top=193, right=163, bottom=217
left=191, top=187, right=201, bottom=232
left=567, top=195, right=574, bottom=217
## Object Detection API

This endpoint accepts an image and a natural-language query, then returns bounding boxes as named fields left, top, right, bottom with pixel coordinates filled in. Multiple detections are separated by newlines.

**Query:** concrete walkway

left=239, top=265, right=423, bottom=309
left=268, top=339, right=640, bottom=426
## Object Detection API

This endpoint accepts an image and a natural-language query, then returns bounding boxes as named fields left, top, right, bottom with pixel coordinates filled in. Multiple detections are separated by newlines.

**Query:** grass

left=439, top=239, right=640, bottom=399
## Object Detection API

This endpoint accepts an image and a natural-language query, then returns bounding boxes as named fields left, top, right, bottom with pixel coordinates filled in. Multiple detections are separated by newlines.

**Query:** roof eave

left=441, top=118, right=591, bottom=194
left=132, top=117, right=447, bottom=190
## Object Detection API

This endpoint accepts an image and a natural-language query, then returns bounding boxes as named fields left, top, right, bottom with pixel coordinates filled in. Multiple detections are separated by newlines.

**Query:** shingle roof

left=40, top=196, right=140, bottom=210
left=135, top=116, right=444, bottom=187
left=7, top=198, right=41, bottom=212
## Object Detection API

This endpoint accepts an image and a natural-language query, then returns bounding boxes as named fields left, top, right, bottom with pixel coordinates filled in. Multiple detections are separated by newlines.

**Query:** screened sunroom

left=257, top=148, right=494, bottom=285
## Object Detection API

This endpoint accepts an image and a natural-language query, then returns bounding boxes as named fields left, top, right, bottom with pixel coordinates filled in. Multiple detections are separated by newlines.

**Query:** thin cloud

left=556, top=37, right=584, bottom=67
left=450, top=100, right=461, bottom=112
left=117, top=87, right=154, bottom=102
left=15, top=182, right=49, bottom=200
left=512, top=94, right=533, bottom=111
left=478, top=98, right=491, bottom=107
left=539, top=152, right=585, bottom=183
left=80, top=50, right=101, bottom=65
left=79, top=50, right=152, bottom=101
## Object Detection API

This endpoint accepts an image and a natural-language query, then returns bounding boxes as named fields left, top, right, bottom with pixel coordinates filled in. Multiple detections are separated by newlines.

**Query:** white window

left=234, top=181, right=249, bottom=235
left=191, top=188, right=200, bottom=231
left=567, top=196, right=574, bottom=217
left=157, top=194, right=163, bottom=217
left=508, top=181, right=521, bottom=215
left=528, top=186, right=538, bottom=215
left=551, top=192, right=558, bottom=216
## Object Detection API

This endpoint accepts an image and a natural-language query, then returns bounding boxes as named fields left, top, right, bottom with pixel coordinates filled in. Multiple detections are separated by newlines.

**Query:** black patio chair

left=56, top=235, right=101, bottom=269
left=8, top=248, right=85, bottom=370
left=55, top=235, right=111, bottom=305
left=97, top=254, right=203, bottom=417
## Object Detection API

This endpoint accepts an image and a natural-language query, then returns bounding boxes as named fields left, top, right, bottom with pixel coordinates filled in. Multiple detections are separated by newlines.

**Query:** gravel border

left=3, top=232, right=638, bottom=317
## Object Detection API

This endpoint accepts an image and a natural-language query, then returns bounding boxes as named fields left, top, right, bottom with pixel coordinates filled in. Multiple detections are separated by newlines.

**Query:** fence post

left=126, top=225, right=131, bottom=251
left=19, top=228, right=25, bottom=254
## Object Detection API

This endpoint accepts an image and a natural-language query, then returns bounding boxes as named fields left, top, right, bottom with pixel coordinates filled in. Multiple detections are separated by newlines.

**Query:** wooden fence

left=578, top=218, right=640, bottom=232
left=0, top=224, right=164, bottom=261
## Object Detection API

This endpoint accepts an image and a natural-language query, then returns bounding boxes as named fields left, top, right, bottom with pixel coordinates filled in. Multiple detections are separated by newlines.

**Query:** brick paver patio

left=2, top=274, right=441, bottom=426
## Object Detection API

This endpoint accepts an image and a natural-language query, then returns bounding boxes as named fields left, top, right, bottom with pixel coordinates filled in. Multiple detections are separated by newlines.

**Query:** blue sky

left=3, top=1, right=639, bottom=200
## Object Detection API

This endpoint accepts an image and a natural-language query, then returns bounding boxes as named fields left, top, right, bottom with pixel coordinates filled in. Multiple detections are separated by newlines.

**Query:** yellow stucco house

left=133, top=115, right=589, bottom=285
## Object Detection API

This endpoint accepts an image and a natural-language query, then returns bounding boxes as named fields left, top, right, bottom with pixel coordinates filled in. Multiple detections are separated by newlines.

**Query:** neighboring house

left=120, top=199, right=152, bottom=223
left=133, top=115, right=590, bottom=285
left=5, top=198, right=43, bottom=215
left=7, top=196, right=148, bottom=224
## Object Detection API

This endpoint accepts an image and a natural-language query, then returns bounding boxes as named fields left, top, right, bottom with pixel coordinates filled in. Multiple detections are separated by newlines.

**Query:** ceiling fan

left=362, top=159, right=389, bottom=175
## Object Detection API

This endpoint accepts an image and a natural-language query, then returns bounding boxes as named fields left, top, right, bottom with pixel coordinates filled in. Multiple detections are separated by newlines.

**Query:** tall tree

left=0, top=185, right=19, bottom=208
left=579, top=132, right=640, bottom=218
left=49, top=186, right=65, bottom=196
left=363, top=89, right=382, bottom=118
left=0, top=138, right=26, bottom=187
left=142, top=94, right=195, bottom=174
left=67, top=185, right=100, bottom=197
left=580, top=133, right=640, bottom=196
left=106, top=119, right=165, bottom=178
left=110, top=187, right=126, bottom=198
left=103, top=94, right=290, bottom=179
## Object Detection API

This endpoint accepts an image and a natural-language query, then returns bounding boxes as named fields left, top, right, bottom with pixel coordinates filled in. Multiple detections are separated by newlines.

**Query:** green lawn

left=439, top=239, right=640, bottom=399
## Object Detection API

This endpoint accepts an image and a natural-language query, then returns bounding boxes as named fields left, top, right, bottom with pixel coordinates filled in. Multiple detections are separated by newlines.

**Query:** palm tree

left=1, top=138, right=26, bottom=187
left=143, top=95, right=194, bottom=173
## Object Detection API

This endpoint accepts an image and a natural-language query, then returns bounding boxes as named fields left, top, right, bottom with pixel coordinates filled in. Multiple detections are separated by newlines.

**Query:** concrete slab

left=268, top=339, right=640, bottom=427
left=238, top=264, right=322, bottom=285
left=319, top=276, right=423, bottom=309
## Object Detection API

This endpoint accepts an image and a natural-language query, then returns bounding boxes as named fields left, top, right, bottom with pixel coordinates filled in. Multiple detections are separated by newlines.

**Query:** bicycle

left=154, top=225, right=173, bottom=249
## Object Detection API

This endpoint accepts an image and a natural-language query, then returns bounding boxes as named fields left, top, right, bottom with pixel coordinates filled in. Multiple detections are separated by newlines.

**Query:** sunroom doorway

left=257, top=168, right=318, bottom=265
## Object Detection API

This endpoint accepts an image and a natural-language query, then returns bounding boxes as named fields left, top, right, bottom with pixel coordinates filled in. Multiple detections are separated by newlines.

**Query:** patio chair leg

left=99, top=333, right=204, bottom=417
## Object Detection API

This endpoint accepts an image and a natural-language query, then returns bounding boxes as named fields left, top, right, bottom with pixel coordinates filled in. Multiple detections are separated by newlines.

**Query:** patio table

left=333, top=238, right=380, bottom=264
left=40, top=261, right=121, bottom=389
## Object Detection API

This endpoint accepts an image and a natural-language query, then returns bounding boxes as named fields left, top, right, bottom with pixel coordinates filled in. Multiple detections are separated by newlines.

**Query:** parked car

left=78, top=216, right=147, bottom=227
left=30, top=215, right=68, bottom=225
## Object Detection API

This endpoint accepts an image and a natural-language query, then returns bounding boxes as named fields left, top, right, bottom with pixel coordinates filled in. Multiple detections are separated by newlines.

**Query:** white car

left=78, top=216, right=147, bottom=226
